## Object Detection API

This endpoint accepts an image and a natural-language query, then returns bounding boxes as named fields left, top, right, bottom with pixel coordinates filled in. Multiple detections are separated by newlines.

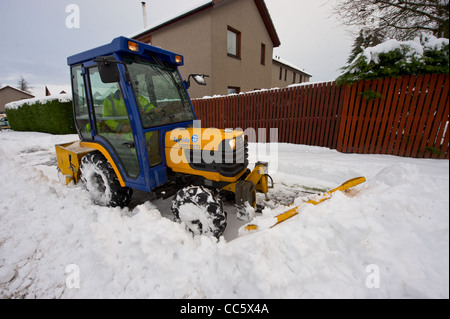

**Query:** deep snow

left=0, top=130, right=448, bottom=298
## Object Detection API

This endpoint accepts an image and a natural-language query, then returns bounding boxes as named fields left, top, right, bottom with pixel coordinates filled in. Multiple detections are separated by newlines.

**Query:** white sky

left=0, top=0, right=352, bottom=97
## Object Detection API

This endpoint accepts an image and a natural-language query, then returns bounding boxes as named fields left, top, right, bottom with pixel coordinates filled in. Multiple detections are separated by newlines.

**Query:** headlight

left=229, top=138, right=236, bottom=150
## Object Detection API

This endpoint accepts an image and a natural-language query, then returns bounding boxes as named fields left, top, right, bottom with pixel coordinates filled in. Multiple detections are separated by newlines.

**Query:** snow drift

left=0, top=131, right=448, bottom=298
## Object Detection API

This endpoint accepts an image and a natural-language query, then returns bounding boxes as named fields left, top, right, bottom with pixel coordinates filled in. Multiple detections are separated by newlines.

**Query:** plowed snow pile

left=0, top=131, right=448, bottom=298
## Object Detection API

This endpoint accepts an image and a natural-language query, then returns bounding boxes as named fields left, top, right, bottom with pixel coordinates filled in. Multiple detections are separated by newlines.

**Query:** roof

left=273, top=57, right=312, bottom=77
left=0, top=85, right=35, bottom=98
left=131, top=0, right=281, bottom=48
left=67, top=36, right=184, bottom=66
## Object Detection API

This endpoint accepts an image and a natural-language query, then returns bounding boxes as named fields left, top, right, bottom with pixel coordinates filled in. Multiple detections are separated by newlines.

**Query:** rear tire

left=80, top=151, right=133, bottom=207
left=172, top=186, right=227, bottom=238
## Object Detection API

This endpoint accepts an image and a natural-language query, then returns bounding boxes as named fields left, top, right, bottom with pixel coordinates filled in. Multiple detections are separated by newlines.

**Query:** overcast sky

left=0, top=0, right=353, bottom=97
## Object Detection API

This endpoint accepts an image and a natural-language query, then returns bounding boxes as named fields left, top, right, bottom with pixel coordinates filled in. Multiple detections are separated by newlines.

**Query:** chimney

left=141, top=2, right=148, bottom=29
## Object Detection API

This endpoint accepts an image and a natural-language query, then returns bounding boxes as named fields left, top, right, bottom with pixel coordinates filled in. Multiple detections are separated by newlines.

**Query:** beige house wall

left=148, top=9, right=214, bottom=99
left=0, top=87, right=34, bottom=113
left=210, top=0, right=273, bottom=95
left=137, top=0, right=275, bottom=99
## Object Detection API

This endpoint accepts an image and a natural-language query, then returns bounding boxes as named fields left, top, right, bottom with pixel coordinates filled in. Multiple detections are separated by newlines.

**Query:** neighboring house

left=131, top=0, right=311, bottom=99
left=272, top=57, right=312, bottom=88
left=0, top=85, right=35, bottom=113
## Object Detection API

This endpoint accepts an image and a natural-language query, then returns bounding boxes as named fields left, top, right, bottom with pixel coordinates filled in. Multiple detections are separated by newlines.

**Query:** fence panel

left=192, top=75, right=448, bottom=158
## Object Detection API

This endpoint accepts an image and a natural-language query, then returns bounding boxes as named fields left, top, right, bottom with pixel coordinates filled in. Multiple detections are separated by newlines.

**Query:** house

left=131, top=0, right=311, bottom=99
left=272, top=57, right=312, bottom=88
left=0, top=85, right=35, bottom=113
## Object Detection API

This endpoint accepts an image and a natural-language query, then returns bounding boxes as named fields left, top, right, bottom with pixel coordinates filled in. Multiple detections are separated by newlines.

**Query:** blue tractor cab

left=68, top=37, right=207, bottom=193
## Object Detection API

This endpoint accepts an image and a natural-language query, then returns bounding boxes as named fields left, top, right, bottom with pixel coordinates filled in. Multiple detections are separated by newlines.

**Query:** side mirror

left=193, top=74, right=209, bottom=85
left=184, top=74, right=210, bottom=89
left=94, top=57, right=121, bottom=83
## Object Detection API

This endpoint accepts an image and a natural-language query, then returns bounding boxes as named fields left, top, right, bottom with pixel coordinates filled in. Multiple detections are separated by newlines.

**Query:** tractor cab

left=68, top=37, right=208, bottom=192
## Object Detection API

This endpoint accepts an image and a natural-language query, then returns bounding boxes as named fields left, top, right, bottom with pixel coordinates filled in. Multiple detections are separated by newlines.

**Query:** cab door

left=86, top=66, right=141, bottom=179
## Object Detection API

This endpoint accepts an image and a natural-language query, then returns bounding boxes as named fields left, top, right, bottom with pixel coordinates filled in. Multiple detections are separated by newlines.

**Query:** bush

left=5, top=96, right=76, bottom=134
left=337, top=34, right=449, bottom=85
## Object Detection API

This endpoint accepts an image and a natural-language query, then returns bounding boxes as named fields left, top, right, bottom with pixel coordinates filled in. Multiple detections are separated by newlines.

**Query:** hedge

left=5, top=97, right=76, bottom=135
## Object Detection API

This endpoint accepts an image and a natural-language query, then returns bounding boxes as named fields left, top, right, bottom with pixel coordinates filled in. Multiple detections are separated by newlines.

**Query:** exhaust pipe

left=141, top=2, right=148, bottom=28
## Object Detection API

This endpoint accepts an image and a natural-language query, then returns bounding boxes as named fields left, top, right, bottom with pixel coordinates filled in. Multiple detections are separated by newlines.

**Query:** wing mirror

left=184, top=74, right=210, bottom=89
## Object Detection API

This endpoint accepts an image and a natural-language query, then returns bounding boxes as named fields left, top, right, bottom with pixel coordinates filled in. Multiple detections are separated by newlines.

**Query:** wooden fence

left=192, top=74, right=449, bottom=159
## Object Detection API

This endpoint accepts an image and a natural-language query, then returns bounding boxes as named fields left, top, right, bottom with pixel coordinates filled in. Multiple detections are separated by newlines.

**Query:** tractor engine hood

left=164, top=128, right=248, bottom=182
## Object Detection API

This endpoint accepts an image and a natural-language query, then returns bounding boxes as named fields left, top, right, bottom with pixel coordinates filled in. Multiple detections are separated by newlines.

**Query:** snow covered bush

left=337, top=34, right=449, bottom=85
left=5, top=94, right=76, bottom=134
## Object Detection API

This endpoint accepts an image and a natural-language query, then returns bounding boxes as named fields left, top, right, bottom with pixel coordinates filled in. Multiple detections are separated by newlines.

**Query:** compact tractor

left=56, top=37, right=366, bottom=238
left=55, top=37, right=270, bottom=238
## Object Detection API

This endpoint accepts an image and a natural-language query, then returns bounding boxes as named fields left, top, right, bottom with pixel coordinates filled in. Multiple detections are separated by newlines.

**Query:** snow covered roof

left=131, top=0, right=281, bottom=47
left=273, top=57, right=312, bottom=77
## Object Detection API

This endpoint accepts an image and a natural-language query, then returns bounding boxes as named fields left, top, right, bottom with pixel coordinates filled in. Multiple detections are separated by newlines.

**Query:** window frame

left=260, top=43, right=266, bottom=65
left=123, top=55, right=196, bottom=129
left=227, top=86, right=240, bottom=95
left=227, top=26, right=241, bottom=59
left=71, top=64, right=93, bottom=140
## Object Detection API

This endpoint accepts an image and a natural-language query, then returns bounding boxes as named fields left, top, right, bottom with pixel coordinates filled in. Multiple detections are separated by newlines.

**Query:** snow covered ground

left=0, top=130, right=448, bottom=299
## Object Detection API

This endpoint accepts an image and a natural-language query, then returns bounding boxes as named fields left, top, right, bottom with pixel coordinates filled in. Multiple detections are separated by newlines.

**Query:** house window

left=260, top=43, right=266, bottom=65
left=279, top=67, right=282, bottom=80
left=284, top=69, right=287, bottom=81
left=293, top=73, right=296, bottom=83
left=227, top=26, right=241, bottom=58
left=228, top=86, right=240, bottom=95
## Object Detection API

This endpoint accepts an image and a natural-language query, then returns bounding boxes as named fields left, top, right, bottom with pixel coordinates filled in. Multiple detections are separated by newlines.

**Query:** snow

left=5, top=93, right=72, bottom=110
left=421, top=33, right=449, bottom=51
left=361, top=39, right=423, bottom=64
left=0, top=130, right=448, bottom=298
left=353, top=33, right=449, bottom=66
left=199, top=81, right=326, bottom=100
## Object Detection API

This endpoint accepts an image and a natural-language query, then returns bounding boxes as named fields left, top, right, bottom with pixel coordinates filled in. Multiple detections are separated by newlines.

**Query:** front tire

left=172, top=186, right=227, bottom=238
left=80, top=151, right=133, bottom=207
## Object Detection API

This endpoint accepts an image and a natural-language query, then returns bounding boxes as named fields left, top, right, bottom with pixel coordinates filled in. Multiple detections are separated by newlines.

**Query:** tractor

left=55, top=37, right=270, bottom=238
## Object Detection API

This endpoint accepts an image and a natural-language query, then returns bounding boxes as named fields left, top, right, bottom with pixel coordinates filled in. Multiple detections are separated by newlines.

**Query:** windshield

left=124, top=56, right=195, bottom=128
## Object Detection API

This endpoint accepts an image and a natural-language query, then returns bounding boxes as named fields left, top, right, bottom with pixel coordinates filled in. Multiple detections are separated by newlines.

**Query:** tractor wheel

left=172, top=186, right=227, bottom=238
left=80, top=151, right=133, bottom=207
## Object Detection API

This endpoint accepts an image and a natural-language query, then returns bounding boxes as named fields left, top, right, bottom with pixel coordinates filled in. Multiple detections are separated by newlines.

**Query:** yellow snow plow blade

left=243, top=176, right=366, bottom=232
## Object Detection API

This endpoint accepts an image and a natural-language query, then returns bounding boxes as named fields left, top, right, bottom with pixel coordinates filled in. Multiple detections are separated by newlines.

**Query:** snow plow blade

left=241, top=176, right=366, bottom=234
left=55, top=141, right=96, bottom=185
